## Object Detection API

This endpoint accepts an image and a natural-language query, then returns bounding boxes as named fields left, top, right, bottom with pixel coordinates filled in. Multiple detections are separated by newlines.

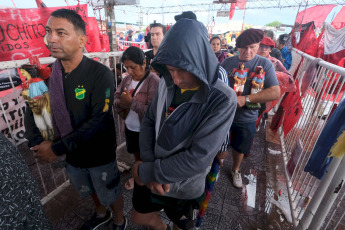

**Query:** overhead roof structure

left=112, top=0, right=345, bottom=14
left=80, top=0, right=345, bottom=14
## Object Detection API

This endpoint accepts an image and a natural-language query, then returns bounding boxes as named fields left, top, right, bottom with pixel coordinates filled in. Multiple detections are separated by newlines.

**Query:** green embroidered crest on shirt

left=75, top=85, right=86, bottom=100
left=103, top=88, right=110, bottom=112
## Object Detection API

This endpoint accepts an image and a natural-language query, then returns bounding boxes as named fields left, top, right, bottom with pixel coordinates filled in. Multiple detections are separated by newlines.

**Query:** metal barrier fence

left=0, top=51, right=125, bottom=204
left=279, top=48, right=345, bottom=229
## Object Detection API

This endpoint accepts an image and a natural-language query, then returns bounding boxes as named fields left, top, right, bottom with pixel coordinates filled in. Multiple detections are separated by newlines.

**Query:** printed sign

left=0, top=89, right=27, bottom=145
left=0, top=4, right=104, bottom=62
left=0, top=69, right=22, bottom=91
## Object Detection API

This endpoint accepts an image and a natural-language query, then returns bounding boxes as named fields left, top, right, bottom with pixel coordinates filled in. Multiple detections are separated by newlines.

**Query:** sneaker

left=231, top=170, right=243, bottom=188
left=88, top=210, right=112, bottom=230
left=113, top=216, right=127, bottom=230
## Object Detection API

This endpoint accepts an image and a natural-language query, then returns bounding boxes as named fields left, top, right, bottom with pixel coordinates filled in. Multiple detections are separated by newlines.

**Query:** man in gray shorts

left=24, top=9, right=126, bottom=230
left=221, top=28, right=280, bottom=188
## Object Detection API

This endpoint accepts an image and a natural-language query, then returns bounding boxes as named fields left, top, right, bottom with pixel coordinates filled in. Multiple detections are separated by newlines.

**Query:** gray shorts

left=66, top=160, right=122, bottom=207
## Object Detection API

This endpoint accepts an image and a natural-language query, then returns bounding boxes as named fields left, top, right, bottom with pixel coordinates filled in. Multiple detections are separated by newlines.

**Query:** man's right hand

left=132, top=161, right=170, bottom=195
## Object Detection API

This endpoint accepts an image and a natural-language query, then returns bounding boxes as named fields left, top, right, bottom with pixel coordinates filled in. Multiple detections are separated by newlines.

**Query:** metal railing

left=279, top=48, right=345, bottom=229
left=0, top=51, right=125, bottom=204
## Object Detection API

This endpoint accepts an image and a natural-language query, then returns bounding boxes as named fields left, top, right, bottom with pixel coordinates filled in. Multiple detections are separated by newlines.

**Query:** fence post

left=297, top=155, right=344, bottom=229
left=307, top=155, right=345, bottom=230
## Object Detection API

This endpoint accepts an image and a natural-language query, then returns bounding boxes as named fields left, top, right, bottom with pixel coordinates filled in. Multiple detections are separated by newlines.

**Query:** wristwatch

left=245, top=95, right=250, bottom=103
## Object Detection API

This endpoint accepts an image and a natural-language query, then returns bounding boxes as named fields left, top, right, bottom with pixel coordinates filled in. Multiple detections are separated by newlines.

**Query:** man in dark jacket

left=130, top=19, right=237, bottom=230
left=24, top=9, right=126, bottom=230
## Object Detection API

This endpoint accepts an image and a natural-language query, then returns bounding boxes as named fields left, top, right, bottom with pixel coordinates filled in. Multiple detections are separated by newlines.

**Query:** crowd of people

left=4, top=8, right=297, bottom=230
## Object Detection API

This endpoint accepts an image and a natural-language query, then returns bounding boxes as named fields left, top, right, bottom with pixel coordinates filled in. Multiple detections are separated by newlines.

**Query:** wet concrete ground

left=19, top=117, right=294, bottom=230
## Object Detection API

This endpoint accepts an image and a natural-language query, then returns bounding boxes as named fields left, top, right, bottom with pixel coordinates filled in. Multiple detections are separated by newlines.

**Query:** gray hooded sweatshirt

left=138, top=19, right=237, bottom=199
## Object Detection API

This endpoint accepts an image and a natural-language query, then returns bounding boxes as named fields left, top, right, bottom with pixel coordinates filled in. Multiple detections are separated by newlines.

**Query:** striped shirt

left=218, top=65, right=230, bottom=153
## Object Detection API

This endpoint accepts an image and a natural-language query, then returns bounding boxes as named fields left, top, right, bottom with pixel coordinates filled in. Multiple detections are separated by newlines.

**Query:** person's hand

left=216, top=151, right=229, bottom=167
left=237, top=95, right=246, bottom=107
left=119, top=88, right=133, bottom=108
left=132, top=161, right=144, bottom=186
left=146, top=182, right=170, bottom=195
left=31, top=141, right=58, bottom=163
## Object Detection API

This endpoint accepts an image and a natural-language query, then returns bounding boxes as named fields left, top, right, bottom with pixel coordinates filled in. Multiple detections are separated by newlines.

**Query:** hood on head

left=151, top=19, right=219, bottom=88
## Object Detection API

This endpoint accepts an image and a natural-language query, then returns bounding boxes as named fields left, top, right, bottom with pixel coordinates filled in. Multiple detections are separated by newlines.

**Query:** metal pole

left=297, top=155, right=344, bottom=229
left=308, top=155, right=345, bottom=230
left=104, top=0, right=118, bottom=51
left=241, top=6, right=246, bottom=32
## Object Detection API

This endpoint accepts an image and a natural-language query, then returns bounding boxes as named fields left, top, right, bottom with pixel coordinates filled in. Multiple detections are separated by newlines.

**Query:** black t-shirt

left=52, top=56, right=117, bottom=168
left=166, top=86, right=198, bottom=117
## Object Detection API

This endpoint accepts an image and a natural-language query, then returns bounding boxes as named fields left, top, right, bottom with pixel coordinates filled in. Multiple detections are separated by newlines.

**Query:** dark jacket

left=139, top=19, right=237, bottom=199
left=24, top=57, right=116, bottom=168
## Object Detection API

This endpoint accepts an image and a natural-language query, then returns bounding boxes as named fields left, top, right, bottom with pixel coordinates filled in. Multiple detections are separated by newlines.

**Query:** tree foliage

left=265, top=21, right=283, bottom=27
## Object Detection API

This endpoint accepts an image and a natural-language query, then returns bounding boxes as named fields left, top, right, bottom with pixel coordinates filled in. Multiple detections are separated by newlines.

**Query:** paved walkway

left=31, top=119, right=294, bottom=229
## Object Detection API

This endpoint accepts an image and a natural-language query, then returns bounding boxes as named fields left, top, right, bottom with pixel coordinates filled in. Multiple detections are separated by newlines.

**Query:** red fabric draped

left=229, top=0, right=247, bottom=20
left=236, top=0, right=247, bottom=10
left=100, top=34, right=110, bottom=52
left=35, top=0, right=46, bottom=8
left=295, top=5, right=336, bottom=28
left=317, top=57, right=345, bottom=103
left=331, top=6, right=345, bottom=29
left=229, top=3, right=235, bottom=20
left=87, top=17, right=102, bottom=52
left=319, top=46, right=345, bottom=65
left=297, top=26, right=324, bottom=57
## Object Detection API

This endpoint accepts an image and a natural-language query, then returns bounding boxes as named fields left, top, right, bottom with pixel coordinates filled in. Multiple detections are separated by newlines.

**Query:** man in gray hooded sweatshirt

left=130, top=19, right=237, bottom=230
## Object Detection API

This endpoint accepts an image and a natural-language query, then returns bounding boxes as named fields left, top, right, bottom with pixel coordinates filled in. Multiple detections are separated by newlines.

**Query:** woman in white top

left=114, top=46, right=160, bottom=190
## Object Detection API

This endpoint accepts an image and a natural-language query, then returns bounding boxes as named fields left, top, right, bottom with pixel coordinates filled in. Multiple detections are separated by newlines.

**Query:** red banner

left=87, top=17, right=102, bottom=52
left=282, top=79, right=303, bottom=137
left=295, top=5, right=336, bottom=28
left=0, top=4, right=104, bottom=62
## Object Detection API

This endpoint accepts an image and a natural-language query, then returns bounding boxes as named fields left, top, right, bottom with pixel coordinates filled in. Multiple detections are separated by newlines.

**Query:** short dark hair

left=116, top=63, right=126, bottom=72
left=264, top=30, right=274, bottom=39
left=51, top=9, right=86, bottom=35
left=210, top=36, right=221, bottom=44
left=120, top=46, right=146, bottom=66
left=150, top=23, right=167, bottom=35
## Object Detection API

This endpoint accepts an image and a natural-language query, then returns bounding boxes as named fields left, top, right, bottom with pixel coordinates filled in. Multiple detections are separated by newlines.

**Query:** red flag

left=297, top=25, right=324, bottom=57
left=35, top=0, right=47, bottom=8
left=282, top=79, right=303, bottom=137
left=236, top=0, right=247, bottom=10
left=229, top=0, right=246, bottom=20
left=229, top=3, right=235, bottom=20
left=295, top=5, right=336, bottom=28
left=331, top=6, right=345, bottom=29
left=87, top=17, right=103, bottom=52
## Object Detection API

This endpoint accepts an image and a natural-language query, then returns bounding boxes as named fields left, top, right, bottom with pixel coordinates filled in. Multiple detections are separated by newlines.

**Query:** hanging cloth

left=304, top=99, right=345, bottom=179
left=323, top=23, right=345, bottom=55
